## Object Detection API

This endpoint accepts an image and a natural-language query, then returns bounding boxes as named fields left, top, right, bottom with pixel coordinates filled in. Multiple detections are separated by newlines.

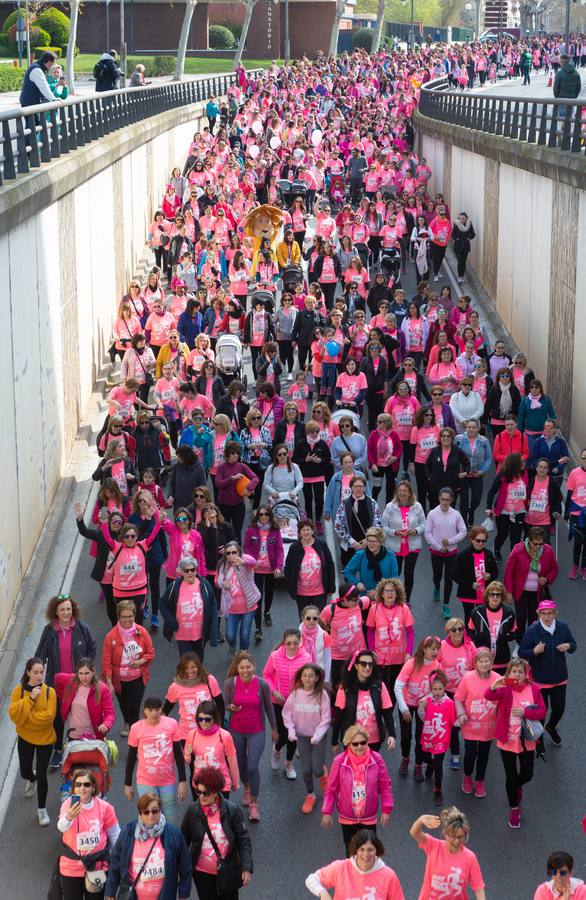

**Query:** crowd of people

left=8, top=38, right=586, bottom=900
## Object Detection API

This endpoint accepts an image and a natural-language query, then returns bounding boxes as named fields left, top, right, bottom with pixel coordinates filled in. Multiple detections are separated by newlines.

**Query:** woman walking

left=282, top=664, right=331, bottom=814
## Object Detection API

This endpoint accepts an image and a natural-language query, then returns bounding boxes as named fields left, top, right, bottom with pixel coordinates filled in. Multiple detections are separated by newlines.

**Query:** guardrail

left=419, top=77, right=585, bottom=155
left=0, top=71, right=249, bottom=188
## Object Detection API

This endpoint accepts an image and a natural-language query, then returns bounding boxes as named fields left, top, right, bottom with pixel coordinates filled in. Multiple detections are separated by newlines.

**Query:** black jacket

left=243, top=311, right=275, bottom=345
left=215, top=395, right=249, bottom=431
left=170, top=234, right=195, bottom=267
left=389, top=366, right=431, bottom=401
left=92, top=457, right=137, bottom=486
left=292, top=309, right=324, bottom=347
left=485, top=383, right=521, bottom=421
left=196, top=522, right=237, bottom=571
left=313, top=254, right=341, bottom=281
left=469, top=603, right=516, bottom=667
left=332, top=680, right=396, bottom=745
left=35, top=620, right=96, bottom=687
left=255, top=354, right=283, bottom=394
left=134, top=425, right=168, bottom=471
left=359, top=355, right=388, bottom=393
left=159, top=575, right=218, bottom=646
left=76, top=518, right=120, bottom=583
left=452, top=221, right=476, bottom=254
left=194, top=375, right=227, bottom=408
left=425, top=445, right=471, bottom=495
left=181, top=797, right=253, bottom=875
left=94, top=55, right=120, bottom=92
left=453, top=545, right=499, bottom=600
left=526, top=471, right=562, bottom=522
left=169, top=461, right=207, bottom=510
left=284, top=539, right=336, bottom=600
left=274, top=419, right=305, bottom=448
left=553, top=61, right=582, bottom=99
left=292, top=438, right=331, bottom=479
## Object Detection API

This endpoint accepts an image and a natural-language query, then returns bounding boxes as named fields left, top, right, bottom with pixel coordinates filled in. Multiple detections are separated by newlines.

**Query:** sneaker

left=37, top=809, right=50, bottom=827
left=433, top=275, right=439, bottom=283
left=494, top=550, right=503, bottom=563
left=285, top=764, right=297, bottom=780
left=413, top=764, right=424, bottom=783
left=241, top=787, right=251, bottom=806
left=150, top=615, right=159, bottom=632
left=582, top=567, right=586, bottom=581
left=546, top=723, right=562, bottom=745
left=432, top=587, right=440, bottom=602
left=254, top=629, right=263, bottom=643
left=49, top=750, right=62, bottom=770
left=457, top=276, right=465, bottom=284
left=450, top=755, right=461, bottom=771
left=425, top=765, right=434, bottom=780
left=271, top=746, right=281, bottom=770
left=301, top=794, right=317, bottom=814
left=120, top=723, right=130, bottom=737
left=461, top=775, right=474, bottom=794
left=264, top=613, right=272, bottom=627
left=442, top=604, right=451, bottom=620
left=24, top=779, right=36, bottom=799
left=433, top=790, right=443, bottom=806
left=248, top=802, right=260, bottom=822
left=399, top=758, right=409, bottom=777
left=474, top=780, right=487, bottom=798
left=319, top=766, right=329, bottom=793
left=568, top=563, right=578, bottom=580
left=508, top=807, right=521, bottom=829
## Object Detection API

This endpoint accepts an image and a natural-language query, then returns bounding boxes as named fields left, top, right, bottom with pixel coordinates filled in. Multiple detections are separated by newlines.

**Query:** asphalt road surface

left=0, top=259, right=584, bottom=899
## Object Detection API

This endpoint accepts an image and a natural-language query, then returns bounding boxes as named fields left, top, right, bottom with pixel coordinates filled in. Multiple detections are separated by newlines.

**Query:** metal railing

left=419, top=77, right=585, bottom=155
left=0, top=72, right=246, bottom=188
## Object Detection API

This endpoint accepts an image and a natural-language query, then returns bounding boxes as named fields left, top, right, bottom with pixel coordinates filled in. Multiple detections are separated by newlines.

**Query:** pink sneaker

left=569, top=564, right=579, bottom=580
left=508, top=807, right=521, bottom=829
left=241, top=787, right=251, bottom=807
left=581, top=567, right=586, bottom=581
left=474, top=780, right=486, bottom=798
left=248, top=802, right=260, bottom=822
left=461, top=775, right=474, bottom=794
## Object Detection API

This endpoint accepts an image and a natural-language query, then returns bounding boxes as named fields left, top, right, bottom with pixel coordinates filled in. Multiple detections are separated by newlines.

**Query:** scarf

left=197, top=723, right=219, bottom=736
left=117, top=623, right=138, bottom=641
left=300, top=622, right=325, bottom=669
left=347, top=745, right=371, bottom=777
left=175, top=675, right=202, bottom=688
left=525, top=537, right=543, bottom=572
left=530, top=393, right=543, bottom=410
left=135, top=812, right=166, bottom=841
left=365, top=546, right=387, bottom=583
left=498, top=382, right=513, bottom=418
left=201, top=799, right=220, bottom=818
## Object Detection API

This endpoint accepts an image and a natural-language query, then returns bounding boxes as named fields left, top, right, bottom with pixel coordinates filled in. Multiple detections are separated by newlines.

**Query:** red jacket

left=484, top=682, right=546, bottom=744
left=503, top=542, right=558, bottom=602
left=101, top=624, right=155, bottom=693
left=55, top=673, right=115, bottom=736
left=493, top=429, right=529, bottom=472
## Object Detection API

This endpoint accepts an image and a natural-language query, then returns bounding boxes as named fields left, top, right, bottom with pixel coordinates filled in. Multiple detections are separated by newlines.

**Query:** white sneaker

left=433, top=275, right=439, bottom=282
left=285, top=764, right=297, bottom=780
left=24, top=779, right=36, bottom=799
left=38, top=809, right=50, bottom=827
left=457, top=277, right=465, bottom=284
left=271, top=746, right=281, bottom=770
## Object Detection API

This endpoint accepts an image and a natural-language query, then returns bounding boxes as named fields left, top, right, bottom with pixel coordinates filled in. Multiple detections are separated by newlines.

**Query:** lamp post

left=564, top=0, right=570, bottom=52
left=106, top=0, right=111, bottom=51
left=120, top=0, right=126, bottom=87
left=401, top=0, right=415, bottom=48
left=284, top=0, right=290, bottom=61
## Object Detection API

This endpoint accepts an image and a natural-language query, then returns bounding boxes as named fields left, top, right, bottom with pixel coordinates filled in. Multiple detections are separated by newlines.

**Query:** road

left=471, top=68, right=586, bottom=99
left=0, top=255, right=585, bottom=900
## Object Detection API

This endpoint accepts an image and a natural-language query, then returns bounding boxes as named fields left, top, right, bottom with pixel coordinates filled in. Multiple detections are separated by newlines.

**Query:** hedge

left=2, top=9, right=35, bottom=33
left=7, top=23, right=51, bottom=50
left=35, top=8, right=70, bottom=47
left=209, top=24, right=235, bottom=49
left=34, top=46, right=63, bottom=59
left=0, top=66, right=24, bottom=92
left=352, top=27, right=375, bottom=50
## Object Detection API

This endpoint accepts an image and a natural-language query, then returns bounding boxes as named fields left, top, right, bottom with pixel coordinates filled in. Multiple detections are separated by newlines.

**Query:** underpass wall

left=415, top=110, right=586, bottom=459
left=0, top=101, right=209, bottom=639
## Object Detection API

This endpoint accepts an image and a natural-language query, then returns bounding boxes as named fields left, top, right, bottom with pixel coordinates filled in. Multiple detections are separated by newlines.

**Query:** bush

left=34, top=46, right=62, bottom=59
left=2, top=9, right=35, bottom=33
left=150, top=55, right=175, bottom=76
left=352, top=27, right=375, bottom=50
left=0, top=66, right=24, bottom=92
left=208, top=24, right=235, bottom=49
left=7, top=24, right=51, bottom=50
left=0, top=34, right=9, bottom=50
left=219, top=20, right=242, bottom=43
left=35, top=8, right=70, bottom=47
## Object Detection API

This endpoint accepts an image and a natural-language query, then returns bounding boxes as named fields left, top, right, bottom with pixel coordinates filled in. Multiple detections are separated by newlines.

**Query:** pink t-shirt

left=315, top=858, right=405, bottom=900
left=337, top=372, right=368, bottom=403
left=129, top=836, right=165, bottom=899
left=165, top=676, right=221, bottom=739
left=128, top=716, right=181, bottom=787
left=497, top=683, right=537, bottom=753
left=472, top=552, right=486, bottom=605
left=411, top=426, right=440, bottom=464
left=185, top=727, right=236, bottom=791
left=297, top=546, right=325, bottom=596
left=118, top=626, right=144, bottom=682
left=229, top=676, right=263, bottom=734
left=418, top=834, right=484, bottom=900
left=526, top=478, right=550, bottom=525
left=59, top=798, right=118, bottom=878
left=420, top=694, right=457, bottom=754
left=567, top=467, right=586, bottom=511
left=108, top=387, right=136, bottom=422
left=195, top=807, right=229, bottom=874
left=454, top=670, right=499, bottom=741
left=437, top=641, right=475, bottom=694
left=175, top=580, right=204, bottom=641
left=396, top=657, right=436, bottom=708
left=320, top=600, right=369, bottom=660
left=210, top=434, right=227, bottom=475
left=335, top=684, right=392, bottom=744
left=366, top=603, right=414, bottom=665
left=503, top=478, right=527, bottom=513
left=227, top=567, right=248, bottom=614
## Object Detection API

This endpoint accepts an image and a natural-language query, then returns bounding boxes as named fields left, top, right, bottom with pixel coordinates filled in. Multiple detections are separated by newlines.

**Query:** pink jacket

left=55, top=673, right=116, bottom=737
left=282, top=688, right=331, bottom=742
left=484, top=683, right=546, bottom=744
left=366, top=429, right=402, bottom=471
left=322, top=750, right=394, bottom=822
left=262, top=646, right=312, bottom=704
left=503, top=542, right=558, bottom=602
left=161, top=520, right=207, bottom=579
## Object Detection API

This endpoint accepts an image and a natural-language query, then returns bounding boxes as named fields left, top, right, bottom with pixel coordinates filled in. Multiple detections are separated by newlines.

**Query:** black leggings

left=463, top=739, right=492, bottom=780
left=396, top=553, right=418, bottom=602
left=60, top=876, right=104, bottom=900
left=148, top=565, right=162, bottom=616
left=192, top=870, right=238, bottom=900
left=424, top=751, right=445, bottom=789
left=514, top=591, right=538, bottom=641
left=494, top=514, right=525, bottom=553
left=414, top=462, right=431, bottom=512
left=218, top=502, right=246, bottom=543
left=499, top=748, right=535, bottom=807
left=380, top=664, right=402, bottom=703
left=254, top=573, right=275, bottom=629
left=571, top=523, right=586, bottom=565
left=303, top=481, right=325, bottom=522
left=341, top=822, right=377, bottom=855
left=17, top=737, right=52, bottom=808
left=401, top=439, right=414, bottom=470
left=279, top=340, right=295, bottom=372
left=365, top=392, right=384, bottom=432
left=540, top=684, right=567, bottom=730
left=431, top=554, right=456, bottom=604
left=273, top=703, right=296, bottom=761
left=116, top=677, right=145, bottom=726
left=102, top=583, right=117, bottom=628
left=430, top=243, right=447, bottom=276
left=399, top=707, right=425, bottom=764
left=372, top=466, right=395, bottom=506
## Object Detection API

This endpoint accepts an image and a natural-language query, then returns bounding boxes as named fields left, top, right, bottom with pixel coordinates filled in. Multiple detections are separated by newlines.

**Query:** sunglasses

left=250, top=415, right=262, bottom=421
left=432, top=392, right=443, bottom=397
left=196, top=788, right=212, bottom=797
left=124, top=534, right=137, bottom=540
left=197, top=715, right=214, bottom=723
left=350, top=740, right=368, bottom=747
left=500, top=374, right=511, bottom=379
left=142, top=808, right=161, bottom=815
left=176, top=516, right=188, bottom=523
left=74, top=781, right=92, bottom=788
left=276, top=451, right=288, bottom=457
left=341, top=423, right=352, bottom=428
left=356, top=660, right=373, bottom=668
left=549, top=869, right=569, bottom=877
left=304, top=615, right=318, bottom=621
left=472, top=538, right=487, bottom=544
left=183, top=567, right=196, bottom=573
left=450, top=627, right=464, bottom=633
left=489, top=591, right=502, bottom=597
left=258, top=511, right=270, bottom=517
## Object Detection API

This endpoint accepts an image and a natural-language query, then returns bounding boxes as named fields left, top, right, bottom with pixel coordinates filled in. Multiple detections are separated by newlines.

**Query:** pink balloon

left=270, top=135, right=281, bottom=149
left=311, top=129, right=323, bottom=146
left=249, top=145, right=260, bottom=159
left=252, top=120, right=263, bottom=135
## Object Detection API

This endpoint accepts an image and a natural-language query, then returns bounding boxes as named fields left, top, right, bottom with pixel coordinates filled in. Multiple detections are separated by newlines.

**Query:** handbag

left=115, top=837, right=158, bottom=900
left=85, top=870, right=107, bottom=894
left=204, top=821, right=243, bottom=895
left=521, top=714, right=544, bottom=744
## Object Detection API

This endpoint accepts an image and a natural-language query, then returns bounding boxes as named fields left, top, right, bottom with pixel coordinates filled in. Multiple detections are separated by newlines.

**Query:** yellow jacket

left=155, top=341, right=190, bottom=379
left=9, top=683, right=57, bottom=745
left=276, top=238, right=301, bottom=269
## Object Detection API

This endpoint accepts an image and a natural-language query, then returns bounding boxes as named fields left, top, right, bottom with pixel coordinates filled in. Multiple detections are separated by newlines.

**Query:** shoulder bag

left=116, top=837, right=158, bottom=900
left=204, top=819, right=243, bottom=894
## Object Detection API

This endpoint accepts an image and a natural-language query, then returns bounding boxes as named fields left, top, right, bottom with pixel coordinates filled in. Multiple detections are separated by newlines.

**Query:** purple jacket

left=243, top=525, right=284, bottom=571
left=322, top=749, right=394, bottom=823
left=424, top=401, right=456, bottom=431
left=215, top=461, right=259, bottom=506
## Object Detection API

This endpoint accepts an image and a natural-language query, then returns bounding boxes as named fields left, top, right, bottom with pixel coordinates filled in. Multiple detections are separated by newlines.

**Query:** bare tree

left=371, top=0, right=386, bottom=52
left=329, top=0, right=346, bottom=56
left=65, top=0, right=81, bottom=94
left=234, top=0, right=260, bottom=68
left=174, top=0, right=199, bottom=81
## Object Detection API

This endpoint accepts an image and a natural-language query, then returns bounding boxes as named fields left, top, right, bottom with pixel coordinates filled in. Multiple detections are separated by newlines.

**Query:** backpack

left=93, top=59, right=110, bottom=83
left=327, top=598, right=369, bottom=645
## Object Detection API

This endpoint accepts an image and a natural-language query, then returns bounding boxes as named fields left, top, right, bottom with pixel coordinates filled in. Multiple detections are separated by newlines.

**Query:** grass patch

left=69, top=54, right=280, bottom=77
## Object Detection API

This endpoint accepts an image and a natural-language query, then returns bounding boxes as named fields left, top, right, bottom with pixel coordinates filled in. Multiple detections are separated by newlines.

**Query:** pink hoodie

left=322, top=749, right=394, bottom=823
left=282, top=688, right=331, bottom=742
left=262, top=645, right=312, bottom=704
left=161, top=520, right=207, bottom=580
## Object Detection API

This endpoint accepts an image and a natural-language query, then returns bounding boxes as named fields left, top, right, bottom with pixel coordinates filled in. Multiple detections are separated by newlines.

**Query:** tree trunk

left=371, top=0, right=386, bottom=53
left=234, top=0, right=258, bottom=69
left=329, top=0, right=346, bottom=57
left=173, top=0, right=198, bottom=82
left=65, top=0, right=80, bottom=95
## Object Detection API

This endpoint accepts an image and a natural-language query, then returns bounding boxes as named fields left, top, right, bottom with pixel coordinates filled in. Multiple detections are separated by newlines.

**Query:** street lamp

left=401, top=0, right=415, bottom=47
left=284, top=0, right=290, bottom=61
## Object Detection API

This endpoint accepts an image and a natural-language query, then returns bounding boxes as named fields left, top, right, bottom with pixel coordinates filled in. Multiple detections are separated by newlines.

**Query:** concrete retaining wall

left=416, top=111, right=586, bottom=459
left=0, top=100, right=209, bottom=640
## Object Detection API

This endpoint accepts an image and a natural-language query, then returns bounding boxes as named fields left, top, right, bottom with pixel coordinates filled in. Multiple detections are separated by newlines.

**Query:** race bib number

left=529, top=498, right=547, bottom=513
left=510, top=486, right=526, bottom=500
left=420, top=436, right=437, bottom=450
left=142, top=861, right=165, bottom=881
left=121, top=561, right=140, bottom=575
left=77, top=832, right=100, bottom=852
left=396, top=412, right=413, bottom=426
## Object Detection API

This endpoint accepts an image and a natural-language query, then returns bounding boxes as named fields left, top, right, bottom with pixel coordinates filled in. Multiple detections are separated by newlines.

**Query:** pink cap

left=174, top=279, right=185, bottom=288
left=537, top=599, right=557, bottom=611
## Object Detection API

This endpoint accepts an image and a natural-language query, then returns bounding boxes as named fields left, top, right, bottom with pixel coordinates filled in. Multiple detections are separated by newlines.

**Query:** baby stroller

left=60, top=738, right=113, bottom=801
left=276, top=179, right=307, bottom=210
left=280, top=264, right=304, bottom=294
left=331, top=408, right=362, bottom=431
left=328, top=174, right=346, bottom=211
left=215, top=334, right=246, bottom=388
left=381, top=247, right=402, bottom=282
left=271, top=497, right=301, bottom=568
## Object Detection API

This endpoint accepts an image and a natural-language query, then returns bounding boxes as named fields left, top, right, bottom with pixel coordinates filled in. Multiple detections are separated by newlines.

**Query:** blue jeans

left=226, top=610, right=255, bottom=651
left=137, top=782, right=178, bottom=822
left=320, top=363, right=337, bottom=393
left=526, top=433, right=540, bottom=454
left=230, top=729, right=266, bottom=796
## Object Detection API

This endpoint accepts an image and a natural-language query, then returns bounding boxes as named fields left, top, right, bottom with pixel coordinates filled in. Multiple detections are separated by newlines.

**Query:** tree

left=234, top=0, right=259, bottom=69
left=65, top=0, right=80, bottom=94
left=329, top=0, right=346, bottom=56
left=174, top=0, right=198, bottom=81
left=371, top=0, right=386, bottom=52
